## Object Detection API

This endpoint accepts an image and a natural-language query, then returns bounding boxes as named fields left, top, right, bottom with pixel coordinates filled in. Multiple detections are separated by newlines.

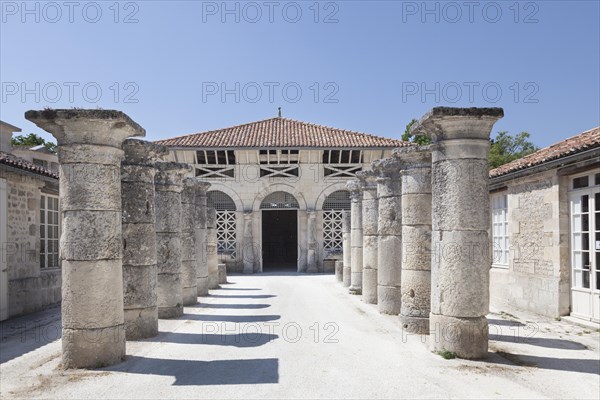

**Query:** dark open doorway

left=261, top=210, right=298, bottom=271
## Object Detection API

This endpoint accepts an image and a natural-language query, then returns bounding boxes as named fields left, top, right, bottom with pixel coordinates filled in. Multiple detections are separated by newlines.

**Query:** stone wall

left=4, top=170, right=61, bottom=317
left=490, top=169, right=570, bottom=317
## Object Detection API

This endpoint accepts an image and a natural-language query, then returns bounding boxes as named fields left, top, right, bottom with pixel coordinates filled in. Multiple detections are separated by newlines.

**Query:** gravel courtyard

left=1, top=273, right=599, bottom=399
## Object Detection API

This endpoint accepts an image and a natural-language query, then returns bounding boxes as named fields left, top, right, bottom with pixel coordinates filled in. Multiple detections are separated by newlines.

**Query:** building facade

left=0, top=121, right=61, bottom=320
left=489, top=127, right=600, bottom=323
left=157, top=117, right=408, bottom=273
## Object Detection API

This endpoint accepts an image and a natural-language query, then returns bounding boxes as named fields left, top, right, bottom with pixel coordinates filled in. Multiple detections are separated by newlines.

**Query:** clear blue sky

left=1, top=0, right=599, bottom=147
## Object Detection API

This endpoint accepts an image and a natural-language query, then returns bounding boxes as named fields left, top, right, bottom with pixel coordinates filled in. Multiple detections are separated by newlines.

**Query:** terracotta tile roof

left=0, top=152, right=59, bottom=179
left=155, top=117, right=409, bottom=149
left=490, top=127, right=600, bottom=178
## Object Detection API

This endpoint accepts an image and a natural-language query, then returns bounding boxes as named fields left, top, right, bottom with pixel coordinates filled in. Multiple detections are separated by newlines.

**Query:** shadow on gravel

left=485, top=351, right=600, bottom=375
left=181, top=314, right=281, bottom=323
left=194, top=303, right=271, bottom=309
left=147, top=332, right=278, bottom=347
left=490, top=334, right=589, bottom=350
left=488, top=318, right=525, bottom=327
left=208, top=294, right=276, bottom=299
left=106, top=356, right=279, bottom=385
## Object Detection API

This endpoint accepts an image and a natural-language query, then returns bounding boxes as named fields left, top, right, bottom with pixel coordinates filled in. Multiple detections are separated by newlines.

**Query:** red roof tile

left=490, top=127, right=600, bottom=178
left=0, top=152, right=59, bottom=179
left=155, top=117, right=409, bottom=149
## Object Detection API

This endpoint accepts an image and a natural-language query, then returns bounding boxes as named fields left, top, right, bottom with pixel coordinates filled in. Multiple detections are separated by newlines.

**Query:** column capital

left=122, top=139, right=168, bottom=166
left=25, top=109, right=145, bottom=147
left=410, top=107, right=503, bottom=142
left=372, top=157, right=401, bottom=179
left=183, top=177, right=211, bottom=192
left=346, top=179, right=362, bottom=200
left=155, top=162, right=192, bottom=189
left=392, top=145, right=432, bottom=169
left=356, top=170, right=378, bottom=192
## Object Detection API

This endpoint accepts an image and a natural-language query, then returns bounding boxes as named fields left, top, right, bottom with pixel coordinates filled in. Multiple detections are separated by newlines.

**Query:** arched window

left=207, top=191, right=237, bottom=258
left=322, top=190, right=350, bottom=254
left=259, top=191, right=300, bottom=209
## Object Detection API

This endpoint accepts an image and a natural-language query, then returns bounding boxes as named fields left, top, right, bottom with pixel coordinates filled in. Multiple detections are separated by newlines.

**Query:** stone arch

left=204, top=182, right=243, bottom=212
left=252, top=183, right=307, bottom=211
left=316, top=182, right=351, bottom=211
left=207, top=190, right=237, bottom=211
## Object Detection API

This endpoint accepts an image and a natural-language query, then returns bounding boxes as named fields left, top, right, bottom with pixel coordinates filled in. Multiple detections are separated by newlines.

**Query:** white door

left=569, top=171, right=600, bottom=323
left=0, top=178, right=8, bottom=321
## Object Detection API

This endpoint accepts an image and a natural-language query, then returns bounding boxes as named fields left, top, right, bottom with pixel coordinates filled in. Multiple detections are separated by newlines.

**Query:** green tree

left=401, top=118, right=431, bottom=145
left=489, top=131, right=538, bottom=169
left=11, top=133, right=56, bottom=152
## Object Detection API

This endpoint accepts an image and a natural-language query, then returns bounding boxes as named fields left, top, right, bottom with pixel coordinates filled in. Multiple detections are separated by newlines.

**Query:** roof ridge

left=156, top=116, right=407, bottom=145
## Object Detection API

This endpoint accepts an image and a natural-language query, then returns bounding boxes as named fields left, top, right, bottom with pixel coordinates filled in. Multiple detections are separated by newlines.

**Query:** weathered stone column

left=181, top=178, right=207, bottom=306
left=194, top=180, right=210, bottom=296
left=155, top=162, right=191, bottom=319
left=373, top=157, right=403, bottom=314
left=26, top=109, right=144, bottom=368
left=121, top=139, right=167, bottom=340
left=341, top=210, right=351, bottom=287
left=357, top=171, right=378, bottom=304
left=335, top=260, right=343, bottom=282
left=242, top=211, right=254, bottom=274
left=347, top=180, right=363, bottom=295
left=413, top=107, right=503, bottom=359
left=306, top=210, right=318, bottom=273
left=207, top=208, right=219, bottom=289
left=218, top=263, right=228, bottom=284
left=394, top=146, right=432, bottom=334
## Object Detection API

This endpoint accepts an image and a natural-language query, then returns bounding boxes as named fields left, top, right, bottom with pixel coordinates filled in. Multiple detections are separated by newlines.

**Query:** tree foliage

left=489, top=131, right=538, bottom=169
left=11, top=133, right=56, bottom=152
left=401, top=119, right=431, bottom=145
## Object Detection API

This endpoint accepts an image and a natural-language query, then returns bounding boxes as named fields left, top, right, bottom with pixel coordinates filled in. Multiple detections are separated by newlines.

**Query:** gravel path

left=1, top=272, right=598, bottom=399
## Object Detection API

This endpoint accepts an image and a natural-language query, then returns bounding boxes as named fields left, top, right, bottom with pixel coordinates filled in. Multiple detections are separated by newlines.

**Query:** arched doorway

left=322, top=190, right=351, bottom=256
left=260, top=191, right=300, bottom=271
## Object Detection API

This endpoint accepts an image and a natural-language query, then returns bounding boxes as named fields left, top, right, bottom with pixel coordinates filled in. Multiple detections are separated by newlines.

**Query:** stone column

left=373, top=157, right=403, bottom=314
left=341, top=210, right=351, bottom=287
left=218, top=263, right=228, bottom=284
left=207, top=208, right=219, bottom=289
left=357, top=171, right=378, bottom=304
left=394, top=146, right=432, bottom=334
left=306, top=210, right=318, bottom=273
left=413, top=107, right=503, bottom=359
left=194, top=180, right=210, bottom=296
left=26, top=109, right=144, bottom=369
left=121, top=139, right=167, bottom=340
left=335, top=260, right=343, bottom=282
left=347, top=180, right=363, bottom=295
left=181, top=178, right=207, bottom=306
left=242, top=211, right=254, bottom=274
left=155, top=162, right=191, bottom=319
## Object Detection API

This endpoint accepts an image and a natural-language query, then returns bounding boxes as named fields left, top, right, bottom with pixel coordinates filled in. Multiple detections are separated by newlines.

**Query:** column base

left=62, top=325, right=125, bottom=369
left=335, top=261, right=343, bottom=282
left=124, top=307, right=158, bottom=340
left=182, top=287, right=198, bottom=306
left=362, top=269, right=378, bottom=304
left=348, top=286, right=362, bottom=295
left=218, top=264, right=228, bottom=284
left=158, top=305, right=183, bottom=319
left=342, top=267, right=351, bottom=287
left=428, top=313, right=488, bottom=359
left=378, top=285, right=401, bottom=314
left=208, top=274, right=219, bottom=290
left=399, top=315, right=429, bottom=335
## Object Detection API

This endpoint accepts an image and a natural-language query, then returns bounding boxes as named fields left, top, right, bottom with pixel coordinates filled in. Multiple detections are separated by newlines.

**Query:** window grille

left=207, top=190, right=237, bottom=211
left=260, top=191, right=300, bottom=209
left=323, top=190, right=351, bottom=210
left=322, top=190, right=350, bottom=253
left=207, top=191, right=237, bottom=258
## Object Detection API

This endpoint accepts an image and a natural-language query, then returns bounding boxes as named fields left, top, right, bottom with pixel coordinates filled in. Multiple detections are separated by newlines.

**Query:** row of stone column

left=26, top=109, right=223, bottom=369
left=338, top=107, right=503, bottom=359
